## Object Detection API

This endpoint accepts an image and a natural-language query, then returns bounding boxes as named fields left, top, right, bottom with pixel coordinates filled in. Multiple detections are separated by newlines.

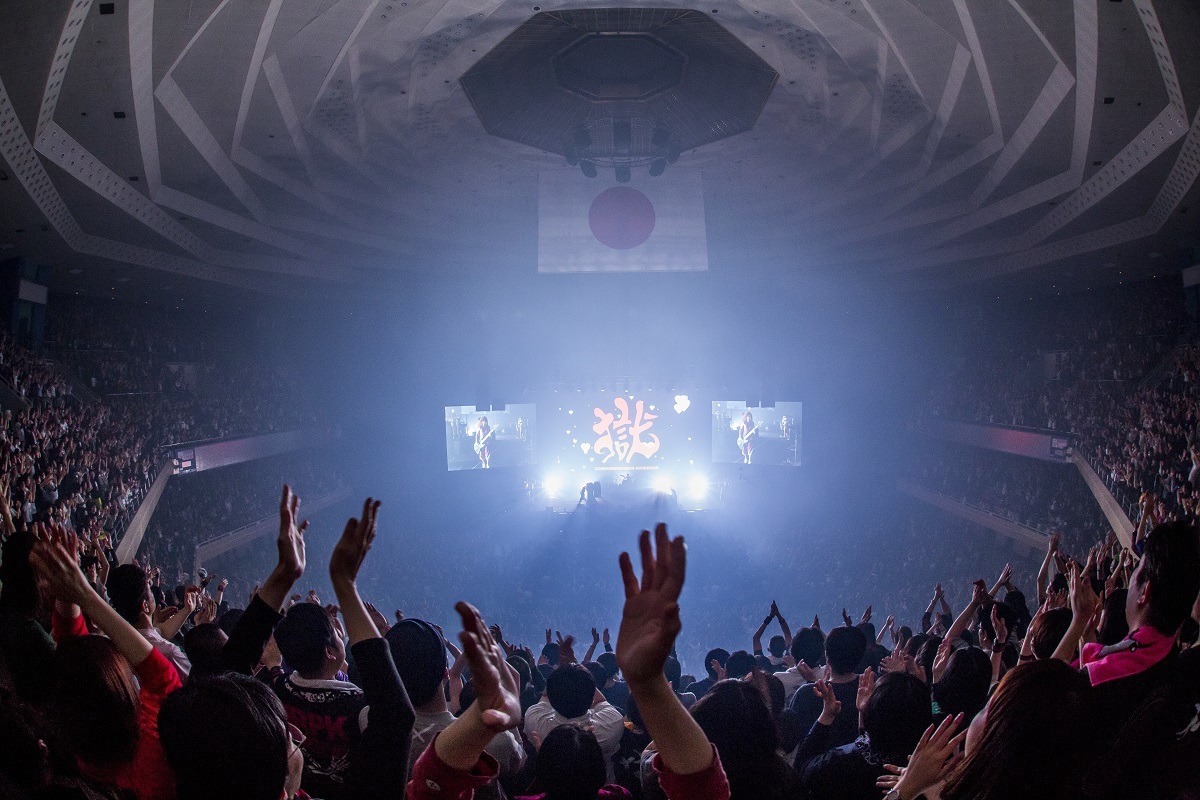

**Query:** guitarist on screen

left=738, top=410, right=760, bottom=464
left=474, top=416, right=495, bottom=469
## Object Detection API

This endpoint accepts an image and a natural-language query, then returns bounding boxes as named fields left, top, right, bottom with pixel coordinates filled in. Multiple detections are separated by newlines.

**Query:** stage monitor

left=445, top=404, right=536, bottom=471
left=712, top=401, right=802, bottom=466
left=542, top=391, right=703, bottom=475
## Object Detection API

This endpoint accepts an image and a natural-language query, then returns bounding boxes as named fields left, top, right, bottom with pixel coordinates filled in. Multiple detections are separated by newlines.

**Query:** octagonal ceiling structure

left=0, top=0, right=1197, bottom=299
left=461, top=9, right=777, bottom=164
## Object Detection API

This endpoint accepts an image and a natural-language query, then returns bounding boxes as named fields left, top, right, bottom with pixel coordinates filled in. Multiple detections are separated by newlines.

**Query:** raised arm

left=31, top=524, right=153, bottom=667
left=772, top=601, right=793, bottom=647
left=752, top=606, right=774, bottom=655
left=584, top=627, right=600, bottom=663
left=427, top=603, right=523, bottom=771
left=157, top=587, right=200, bottom=640
left=1051, top=563, right=1102, bottom=664
left=256, top=485, right=308, bottom=612
left=1037, top=533, right=1059, bottom=605
left=329, top=497, right=416, bottom=800
left=988, top=563, right=1012, bottom=599
left=618, top=524, right=716, bottom=777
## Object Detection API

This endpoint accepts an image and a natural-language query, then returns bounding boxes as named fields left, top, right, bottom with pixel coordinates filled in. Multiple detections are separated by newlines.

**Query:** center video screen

left=712, top=401, right=802, bottom=466
left=445, top=404, right=536, bottom=471
left=543, top=391, right=704, bottom=474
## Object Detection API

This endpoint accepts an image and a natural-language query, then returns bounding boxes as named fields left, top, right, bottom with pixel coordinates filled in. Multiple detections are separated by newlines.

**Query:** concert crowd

left=0, top=282, right=1197, bottom=800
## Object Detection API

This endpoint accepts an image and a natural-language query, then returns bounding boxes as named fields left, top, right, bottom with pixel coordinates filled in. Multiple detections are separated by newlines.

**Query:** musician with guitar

left=474, top=416, right=495, bottom=469
left=737, top=411, right=760, bottom=464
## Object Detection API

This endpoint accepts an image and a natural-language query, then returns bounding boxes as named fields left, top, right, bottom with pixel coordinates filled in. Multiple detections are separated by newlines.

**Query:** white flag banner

left=538, top=168, right=708, bottom=272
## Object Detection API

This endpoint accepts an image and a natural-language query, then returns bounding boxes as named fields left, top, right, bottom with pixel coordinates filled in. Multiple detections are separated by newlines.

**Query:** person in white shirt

left=107, top=563, right=193, bottom=679
left=524, top=664, right=624, bottom=782
left=388, top=618, right=524, bottom=799
left=776, top=625, right=827, bottom=703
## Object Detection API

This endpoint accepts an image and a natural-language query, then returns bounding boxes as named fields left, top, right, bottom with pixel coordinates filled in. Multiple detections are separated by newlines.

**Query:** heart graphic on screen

left=580, top=442, right=591, bottom=454
left=673, top=395, right=691, bottom=414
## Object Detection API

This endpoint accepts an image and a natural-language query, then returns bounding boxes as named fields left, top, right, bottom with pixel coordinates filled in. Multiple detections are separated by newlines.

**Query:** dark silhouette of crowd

left=2, top=479, right=1198, bottom=800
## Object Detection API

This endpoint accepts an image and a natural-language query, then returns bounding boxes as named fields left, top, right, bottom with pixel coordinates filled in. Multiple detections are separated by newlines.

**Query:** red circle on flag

left=588, top=187, right=656, bottom=250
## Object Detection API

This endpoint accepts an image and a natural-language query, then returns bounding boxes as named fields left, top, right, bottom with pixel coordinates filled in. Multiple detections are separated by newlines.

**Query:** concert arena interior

left=2, top=2, right=1200, bottom=799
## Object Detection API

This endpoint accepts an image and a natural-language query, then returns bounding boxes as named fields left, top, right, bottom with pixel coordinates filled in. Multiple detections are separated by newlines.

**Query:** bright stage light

left=688, top=474, right=708, bottom=500
left=652, top=474, right=674, bottom=494
left=544, top=475, right=563, bottom=496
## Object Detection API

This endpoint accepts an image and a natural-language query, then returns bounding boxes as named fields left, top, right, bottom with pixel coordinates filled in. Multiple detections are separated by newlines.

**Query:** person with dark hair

left=526, top=662, right=624, bottom=781
left=724, top=650, right=756, bottom=680
left=0, top=530, right=55, bottom=705
left=686, top=648, right=730, bottom=699
left=182, top=622, right=229, bottom=678
left=596, top=651, right=630, bottom=712
left=932, top=647, right=991, bottom=722
left=163, top=494, right=412, bottom=800
left=797, top=671, right=932, bottom=800
left=777, top=626, right=824, bottom=702
left=160, top=672, right=297, bottom=800
left=389, top=617, right=524, bottom=796
left=882, top=660, right=1091, bottom=800
left=106, top=562, right=192, bottom=679
left=752, top=601, right=792, bottom=670
left=1054, top=522, right=1200, bottom=799
left=690, top=679, right=799, bottom=799
left=786, top=625, right=866, bottom=748
left=266, top=497, right=415, bottom=800
left=1022, top=606, right=1073, bottom=661
left=30, top=523, right=181, bottom=800
left=518, top=725, right=631, bottom=799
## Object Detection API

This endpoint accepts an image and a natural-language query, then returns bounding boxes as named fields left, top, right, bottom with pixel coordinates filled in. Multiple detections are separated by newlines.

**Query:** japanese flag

left=538, top=167, right=708, bottom=273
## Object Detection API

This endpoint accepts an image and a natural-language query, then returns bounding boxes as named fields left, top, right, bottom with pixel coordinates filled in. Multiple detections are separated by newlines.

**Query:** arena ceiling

left=0, top=0, right=1198, bottom=301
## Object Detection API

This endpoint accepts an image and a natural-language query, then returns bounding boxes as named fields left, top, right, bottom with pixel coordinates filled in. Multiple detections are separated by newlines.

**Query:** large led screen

left=711, top=401, right=802, bottom=466
left=541, top=391, right=704, bottom=475
left=445, top=404, right=536, bottom=471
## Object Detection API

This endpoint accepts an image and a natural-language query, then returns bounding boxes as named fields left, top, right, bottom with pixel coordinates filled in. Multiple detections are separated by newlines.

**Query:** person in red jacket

left=32, top=522, right=181, bottom=800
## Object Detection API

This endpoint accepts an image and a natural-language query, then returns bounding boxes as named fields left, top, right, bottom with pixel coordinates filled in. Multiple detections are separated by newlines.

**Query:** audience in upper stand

left=925, top=281, right=1200, bottom=530
left=139, top=451, right=344, bottom=593
left=906, top=443, right=1110, bottom=557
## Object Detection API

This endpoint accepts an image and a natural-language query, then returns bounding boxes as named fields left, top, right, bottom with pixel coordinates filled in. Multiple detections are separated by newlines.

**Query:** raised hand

left=29, top=523, right=91, bottom=606
left=556, top=634, right=577, bottom=666
left=880, top=649, right=906, bottom=674
left=710, top=658, right=727, bottom=681
left=1068, top=562, right=1101, bottom=625
left=195, top=595, right=218, bottom=625
left=890, top=714, right=967, bottom=800
left=795, top=659, right=817, bottom=682
left=457, top=602, right=521, bottom=728
left=591, top=627, right=601, bottom=645
left=365, top=601, right=391, bottom=634
left=329, top=497, right=380, bottom=590
left=602, top=627, right=610, bottom=646
left=971, top=578, right=989, bottom=606
left=812, top=613, right=821, bottom=630
left=616, top=523, right=687, bottom=686
left=813, top=680, right=842, bottom=725
left=990, top=604, right=1008, bottom=648
left=856, top=666, right=876, bottom=713
left=277, top=485, right=307, bottom=581
left=841, top=608, right=854, bottom=627
left=770, top=599, right=780, bottom=618
left=860, top=605, right=873, bottom=624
